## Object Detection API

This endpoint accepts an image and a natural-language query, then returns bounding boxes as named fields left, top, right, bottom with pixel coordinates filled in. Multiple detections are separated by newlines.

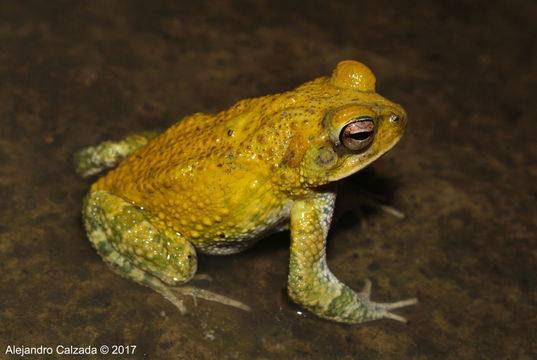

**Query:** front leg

left=288, top=191, right=417, bottom=324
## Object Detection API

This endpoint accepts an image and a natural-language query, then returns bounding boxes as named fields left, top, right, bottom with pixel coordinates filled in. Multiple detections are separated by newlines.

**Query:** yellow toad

left=75, top=60, right=417, bottom=323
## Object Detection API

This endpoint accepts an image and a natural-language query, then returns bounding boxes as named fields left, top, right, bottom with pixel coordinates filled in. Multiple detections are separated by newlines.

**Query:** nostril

left=389, top=114, right=401, bottom=124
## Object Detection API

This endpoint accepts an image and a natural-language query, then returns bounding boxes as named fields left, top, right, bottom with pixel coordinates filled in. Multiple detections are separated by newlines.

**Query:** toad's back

left=90, top=94, right=297, bottom=250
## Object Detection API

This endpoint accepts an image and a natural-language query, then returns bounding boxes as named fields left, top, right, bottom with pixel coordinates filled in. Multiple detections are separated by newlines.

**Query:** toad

left=75, top=60, right=417, bottom=323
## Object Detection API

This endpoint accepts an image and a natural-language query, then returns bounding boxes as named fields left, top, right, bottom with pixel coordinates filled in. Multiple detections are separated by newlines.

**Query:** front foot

left=289, top=194, right=417, bottom=324
left=358, top=279, right=418, bottom=323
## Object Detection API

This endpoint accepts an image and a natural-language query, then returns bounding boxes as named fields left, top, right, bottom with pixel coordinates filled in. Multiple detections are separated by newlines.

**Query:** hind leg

left=74, top=131, right=159, bottom=177
left=83, top=190, right=249, bottom=312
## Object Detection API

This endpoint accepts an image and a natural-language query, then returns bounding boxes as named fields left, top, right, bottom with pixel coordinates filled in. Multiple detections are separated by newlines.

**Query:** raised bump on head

left=330, top=60, right=376, bottom=92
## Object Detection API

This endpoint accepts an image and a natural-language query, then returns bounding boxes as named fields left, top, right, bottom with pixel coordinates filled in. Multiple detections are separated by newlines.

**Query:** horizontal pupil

left=349, top=131, right=373, bottom=141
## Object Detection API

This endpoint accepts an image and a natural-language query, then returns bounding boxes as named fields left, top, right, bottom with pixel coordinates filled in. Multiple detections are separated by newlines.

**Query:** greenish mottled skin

left=75, top=61, right=417, bottom=323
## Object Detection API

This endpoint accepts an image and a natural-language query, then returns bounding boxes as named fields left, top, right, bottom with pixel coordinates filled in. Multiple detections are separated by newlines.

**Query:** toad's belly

left=193, top=200, right=292, bottom=255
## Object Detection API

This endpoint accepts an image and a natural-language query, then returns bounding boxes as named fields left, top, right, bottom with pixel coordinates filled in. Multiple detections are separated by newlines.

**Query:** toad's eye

left=339, top=117, right=375, bottom=151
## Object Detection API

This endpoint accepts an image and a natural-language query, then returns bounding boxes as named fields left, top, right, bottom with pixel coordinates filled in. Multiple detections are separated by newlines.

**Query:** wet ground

left=1, top=0, right=536, bottom=359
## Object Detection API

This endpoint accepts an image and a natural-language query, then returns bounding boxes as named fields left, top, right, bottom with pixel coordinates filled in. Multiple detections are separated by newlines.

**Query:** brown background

left=1, top=1, right=536, bottom=359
